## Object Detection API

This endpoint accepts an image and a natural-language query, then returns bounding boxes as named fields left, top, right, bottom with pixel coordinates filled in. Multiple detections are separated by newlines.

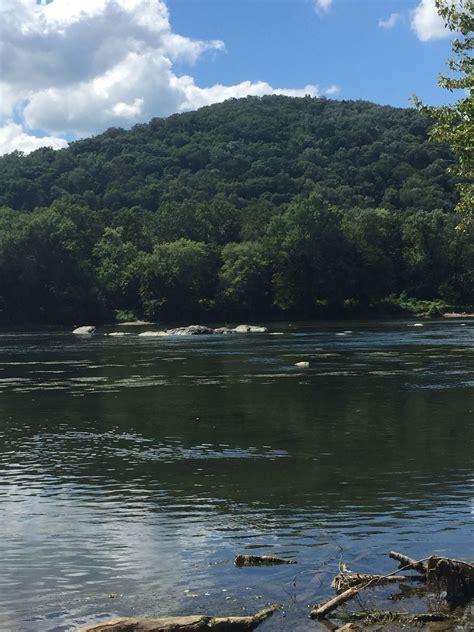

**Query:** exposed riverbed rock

left=138, top=325, right=269, bottom=337
left=75, top=605, right=280, bottom=631
left=233, top=325, right=268, bottom=333
left=166, top=325, right=215, bottom=336
left=72, top=326, right=96, bottom=334
left=138, top=330, right=168, bottom=337
left=214, top=327, right=237, bottom=334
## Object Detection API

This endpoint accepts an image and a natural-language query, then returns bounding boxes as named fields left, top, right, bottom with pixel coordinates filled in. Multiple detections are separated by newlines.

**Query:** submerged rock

left=234, top=324, right=268, bottom=333
left=72, top=325, right=95, bottom=335
left=106, top=332, right=127, bottom=337
left=235, top=554, right=297, bottom=566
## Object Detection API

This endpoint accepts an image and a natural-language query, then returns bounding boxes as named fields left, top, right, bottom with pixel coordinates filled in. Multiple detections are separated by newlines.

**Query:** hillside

left=0, top=96, right=457, bottom=213
left=0, top=96, right=472, bottom=324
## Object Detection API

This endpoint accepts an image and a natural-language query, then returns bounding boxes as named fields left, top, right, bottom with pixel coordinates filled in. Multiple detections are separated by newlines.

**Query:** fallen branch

left=312, top=554, right=431, bottom=619
left=389, top=551, right=427, bottom=574
left=76, top=605, right=281, bottom=632
left=311, top=581, right=378, bottom=619
left=344, top=610, right=456, bottom=624
left=234, top=554, right=296, bottom=566
left=332, top=573, right=424, bottom=594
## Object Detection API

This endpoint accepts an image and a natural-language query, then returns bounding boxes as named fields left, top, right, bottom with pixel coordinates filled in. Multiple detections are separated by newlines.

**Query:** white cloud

left=323, top=85, right=340, bottom=96
left=0, top=0, right=332, bottom=155
left=0, top=122, right=68, bottom=155
left=378, top=13, right=402, bottom=29
left=411, top=0, right=450, bottom=41
left=314, top=0, right=333, bottom=13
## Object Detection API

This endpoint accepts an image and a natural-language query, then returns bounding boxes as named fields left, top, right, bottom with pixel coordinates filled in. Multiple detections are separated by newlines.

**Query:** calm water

left=0, top=321, right=473, bottom=631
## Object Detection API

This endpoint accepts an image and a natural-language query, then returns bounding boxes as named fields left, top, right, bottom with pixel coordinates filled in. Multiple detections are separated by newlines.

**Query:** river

left=0, top=320, right=473, bottom=631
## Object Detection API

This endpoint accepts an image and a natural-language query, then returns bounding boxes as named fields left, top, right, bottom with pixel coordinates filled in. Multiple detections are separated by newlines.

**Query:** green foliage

left=138, top=239, right=213, bottom=320
left=115, top=309, right=138, bottom=323
left=0, top=97, right=457, bottom=215
left=267, top=195, right=351, bottom=314
left=414, top=0, right=473, bottom=223
left=219, top=241, right=271, bottom=316
left=0, top=96, right=471, bottom=324
left=380, top=295, right=448, bottom=317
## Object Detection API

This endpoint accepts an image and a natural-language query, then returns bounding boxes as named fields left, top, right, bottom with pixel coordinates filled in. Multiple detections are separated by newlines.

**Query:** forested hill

left=0, top=96, right=458, bottom=213
left=0, top=96, right=472, bottom=325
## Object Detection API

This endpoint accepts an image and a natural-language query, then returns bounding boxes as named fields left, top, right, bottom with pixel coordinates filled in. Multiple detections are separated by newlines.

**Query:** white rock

left=295, top=361, right=310, bottom=368
left=234, top=324, right=269, bottom=333
left=72, top=325, right=95, bottom=335
left=138, top=330, right=168, bottom=337
left=412, top=323, right=424, bottom=327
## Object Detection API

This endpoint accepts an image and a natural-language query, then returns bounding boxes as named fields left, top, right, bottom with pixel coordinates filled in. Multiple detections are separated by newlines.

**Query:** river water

left=0, top=321, right=473, bottom=631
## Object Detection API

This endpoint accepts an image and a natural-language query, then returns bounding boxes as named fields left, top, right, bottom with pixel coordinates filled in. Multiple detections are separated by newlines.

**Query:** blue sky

left=0, top=0, right=456, bottom=154
left=170, top=0, right=454, bottom=107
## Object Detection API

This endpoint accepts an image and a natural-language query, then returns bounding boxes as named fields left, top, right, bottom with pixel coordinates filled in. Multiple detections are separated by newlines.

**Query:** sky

left=0, top=0, right=458, bottom=155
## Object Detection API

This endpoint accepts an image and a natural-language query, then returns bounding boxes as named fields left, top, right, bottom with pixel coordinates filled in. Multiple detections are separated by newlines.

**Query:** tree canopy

left=0, top=96, right=472, bottom=325
left=415, top=0, right=473, bottom=224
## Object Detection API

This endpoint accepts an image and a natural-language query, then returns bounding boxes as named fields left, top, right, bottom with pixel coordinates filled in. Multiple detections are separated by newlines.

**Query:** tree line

left=0, top=96, right=472, bottom=324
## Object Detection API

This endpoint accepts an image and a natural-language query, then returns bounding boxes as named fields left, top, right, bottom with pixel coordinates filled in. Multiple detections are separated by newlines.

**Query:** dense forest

left=0, top=95, right=472, bottom=325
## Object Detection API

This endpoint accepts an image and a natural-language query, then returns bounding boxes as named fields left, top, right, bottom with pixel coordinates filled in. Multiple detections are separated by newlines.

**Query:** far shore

left=443, top=312, right=474, bottom=318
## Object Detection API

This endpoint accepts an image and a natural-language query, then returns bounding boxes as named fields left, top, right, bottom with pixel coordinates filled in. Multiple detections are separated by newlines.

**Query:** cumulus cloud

left=0, top=122, right=68, bottom=155
left=0, top=0, right=328, bottom=155
left=411, top=0, right=450, bottom=41
left=323, top=85, right=340, bottom=96
left=314, top=0, right=333, bottom=13
left=378, top=13, right=402, bottom=29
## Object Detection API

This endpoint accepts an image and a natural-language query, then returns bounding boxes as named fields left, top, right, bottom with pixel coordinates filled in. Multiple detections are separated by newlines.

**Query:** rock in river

left=72, top=326, right=96, bottom=335
left=234, top=324, right=268, bottom=333
left=166, top=325, right=215, bottom=336
left=138, top=330, right=168, bottom=337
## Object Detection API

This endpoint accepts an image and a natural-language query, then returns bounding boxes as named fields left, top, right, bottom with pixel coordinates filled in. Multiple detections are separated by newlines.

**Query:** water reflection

left=0, top=321, right=473, bottom=630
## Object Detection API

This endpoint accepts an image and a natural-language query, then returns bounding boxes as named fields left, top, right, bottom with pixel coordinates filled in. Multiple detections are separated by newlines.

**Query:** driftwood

left=345, top=610, right=456, bottom=624
left=311, top=550, right=473, bottom=620
left=332, top=573, right=424, bottom=594
left=389, top=550, right=428, bottom=574
left=390, top=550, right=474, bottom=605
left=234, top=554, right=296, bottom=567
left=319, top=623, right=362, bottom=632
left=75, top=605, right=280, bottom=632
left=312, top=567, right=426, bottom=619
left=427, top=556, right=474, bottom=606
left=311, top=581, right=378, bottom=619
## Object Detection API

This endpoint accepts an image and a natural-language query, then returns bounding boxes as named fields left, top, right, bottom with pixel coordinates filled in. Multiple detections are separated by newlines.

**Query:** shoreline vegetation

left=0, top=97, right=473, bottom=327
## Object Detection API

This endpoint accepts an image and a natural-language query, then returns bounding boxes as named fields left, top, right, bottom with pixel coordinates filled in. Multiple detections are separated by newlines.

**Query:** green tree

left=415, top=0, right=473, bottom=223
left=139, top=239, right=213, bottom=320
left=219, top=241, right=271, bottom=316
left=93, top=227, right=141, bottom=313
left=342, top=208, right=399, bottom=302
left=266, top=195, right=351, bottom=315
